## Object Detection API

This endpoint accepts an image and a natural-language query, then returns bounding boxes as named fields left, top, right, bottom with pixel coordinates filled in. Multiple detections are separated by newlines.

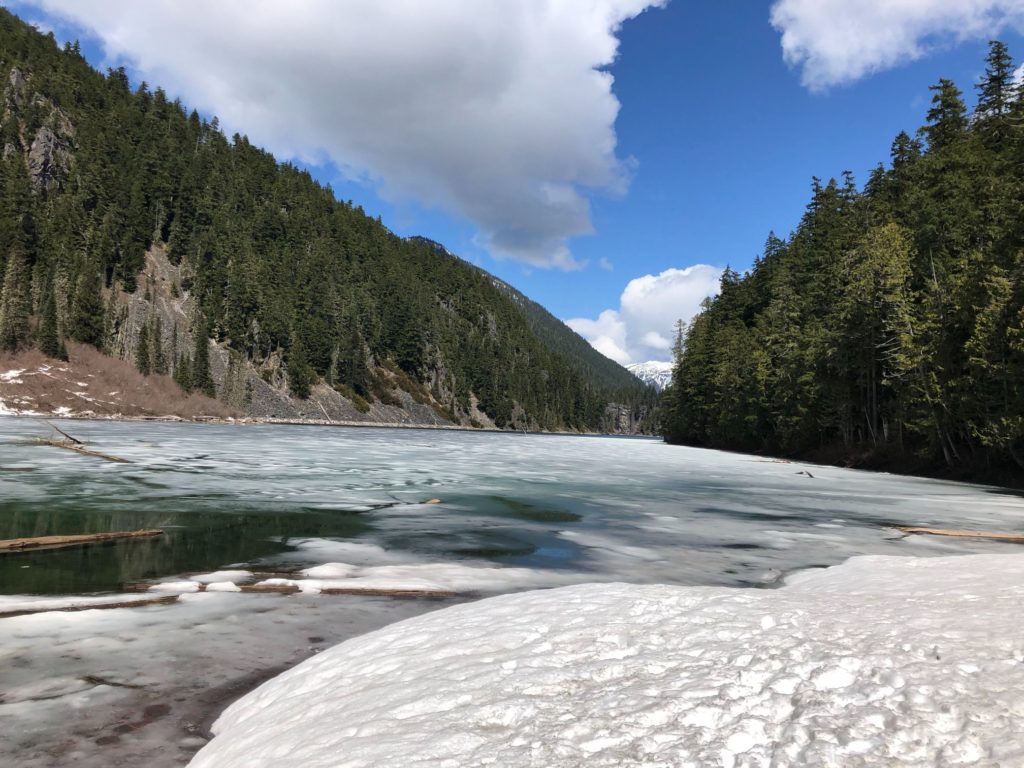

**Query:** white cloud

left=23, top=0, right=665, bottom=269
left=771, top=0, right=1024, bottom=91
left=566, top=265, right=721, bottom=365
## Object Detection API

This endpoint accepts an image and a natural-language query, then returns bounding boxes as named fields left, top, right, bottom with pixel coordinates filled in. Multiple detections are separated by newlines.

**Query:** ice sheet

left=3, top=418, right=1024, bottom=768
left=0, top=591, right=451, bottom=768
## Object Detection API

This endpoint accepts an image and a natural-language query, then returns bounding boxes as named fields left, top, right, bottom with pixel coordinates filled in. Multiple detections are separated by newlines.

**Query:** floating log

left=31, top=437, right=131, bottom=463
left=125, top=581, right=458, bottom=599
left=0, top=528, right=164, bottom=553
left=897, top=526, right=1024, bottom=543
left=0, top=594, right=178, bottom=620
left=320, top=586, right=457, bottom=599
left=242, top=583, right=300, bottom=594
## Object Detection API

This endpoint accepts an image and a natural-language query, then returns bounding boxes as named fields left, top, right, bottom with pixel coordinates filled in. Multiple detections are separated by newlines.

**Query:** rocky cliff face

left=2, top=67, right=74, bottom=194
left=106, top=245, right=465, bottom=426
left=602, top=402, right=656, bottom=436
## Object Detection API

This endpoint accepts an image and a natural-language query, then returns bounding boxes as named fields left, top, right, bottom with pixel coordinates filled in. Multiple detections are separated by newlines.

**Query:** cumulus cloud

left=22, top=0, right=665, bottom=269
left=771, top=0, right=1024, bottom=90
left=566, top=265, right=721, bottom=365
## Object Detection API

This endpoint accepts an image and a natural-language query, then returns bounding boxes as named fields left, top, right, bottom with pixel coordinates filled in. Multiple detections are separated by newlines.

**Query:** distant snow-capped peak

left=627, top=361, right=673, bottom=391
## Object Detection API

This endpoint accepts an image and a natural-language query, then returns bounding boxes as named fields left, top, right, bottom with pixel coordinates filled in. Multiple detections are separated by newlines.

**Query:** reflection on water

left=1, top=417, right=1024, bottom=596
left=0, top=505, right=369, bottom=593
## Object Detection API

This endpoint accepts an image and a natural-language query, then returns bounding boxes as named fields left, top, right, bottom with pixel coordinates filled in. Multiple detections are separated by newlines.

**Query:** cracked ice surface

left=193, top=554, right=1024, bottom=768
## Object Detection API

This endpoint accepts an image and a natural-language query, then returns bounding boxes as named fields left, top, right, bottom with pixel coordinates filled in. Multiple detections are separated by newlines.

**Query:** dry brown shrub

left=0, top=343, right=236, bottom=419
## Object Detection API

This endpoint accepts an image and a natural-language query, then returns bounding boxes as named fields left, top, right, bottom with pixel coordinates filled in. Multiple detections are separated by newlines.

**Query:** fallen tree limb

left=0, top=529, right=164, bottom=553
left=896, top=526, right=1024, bottom=542
left=44, top=420, right=84, bottom=445
left=0, top=594, right=178, bottom=619
left=31, top=437, right=131, bottom=463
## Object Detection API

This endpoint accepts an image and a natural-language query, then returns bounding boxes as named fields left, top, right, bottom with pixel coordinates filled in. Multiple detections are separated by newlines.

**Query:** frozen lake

left=2, top=417, right=1023, bottom=766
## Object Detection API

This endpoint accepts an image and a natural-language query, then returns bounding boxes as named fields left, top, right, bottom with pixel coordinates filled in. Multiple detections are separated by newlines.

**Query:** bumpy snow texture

left=191, top=553, right=1024, bottom=767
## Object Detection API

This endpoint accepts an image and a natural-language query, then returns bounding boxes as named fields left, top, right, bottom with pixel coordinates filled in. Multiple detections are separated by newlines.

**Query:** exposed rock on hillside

left=2, top=66, right=74, bottom=194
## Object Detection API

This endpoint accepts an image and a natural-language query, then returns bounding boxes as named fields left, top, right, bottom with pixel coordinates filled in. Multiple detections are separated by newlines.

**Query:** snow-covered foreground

left=192, top=554, right=1024, bottom=768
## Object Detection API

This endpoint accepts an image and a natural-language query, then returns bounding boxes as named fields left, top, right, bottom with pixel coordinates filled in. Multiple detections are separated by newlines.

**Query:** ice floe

left=191, top=570, right=254, bottom=584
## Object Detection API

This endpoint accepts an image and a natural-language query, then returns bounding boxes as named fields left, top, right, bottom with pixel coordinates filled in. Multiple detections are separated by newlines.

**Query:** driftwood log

left=0, top=594, right=179, bottom=620
left=31, top=437, right=131, bottom=463
left=127, top=581, right=458, bottom=599
left=897, top=526, right=1024, bottom=543
left=0, top=529, right=164, bottom=553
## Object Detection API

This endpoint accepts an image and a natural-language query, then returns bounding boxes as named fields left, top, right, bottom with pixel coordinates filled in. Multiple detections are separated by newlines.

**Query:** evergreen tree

left=70, top=263, right=105, bottom=347
left=976, top=40, right=1015, bottom=118
left=338, top=325, right=369, bottom=396
left=921, top=79, right=968, bottom=151
left=151, top=315, right=167, bottom=374
left=287, top=332, right=314, bottom=399
left=0, top=250, right=31, bottom=352
left=135, top=322, right=151, bottom=375
left=191, top=315, right=215, bottom=398
left=36, top=279, right=65, bottom=360
left=174, top=351, right=193, bottom=391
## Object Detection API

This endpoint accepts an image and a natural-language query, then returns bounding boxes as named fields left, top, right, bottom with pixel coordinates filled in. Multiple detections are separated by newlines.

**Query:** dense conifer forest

left=663, top=41, right=1024, bottom=479
left=0, top=10, right=655, bottom=431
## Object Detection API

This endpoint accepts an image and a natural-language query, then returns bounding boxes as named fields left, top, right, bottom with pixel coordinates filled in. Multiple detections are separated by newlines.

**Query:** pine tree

left=70, top=263, right=105, bottom=347
left=976, top=40, right=1015, bottom=118
left=135, top=322, right=151, bottom=375
left=151, top=315, right=167, bottom=374
left=921, top=79, right=968, bottom=151
left=0, top=251, right=31, bottom=352
left=36, top=280, right=65, bottom=360
left=192, top=315, right=215, bottom=398
left=174, top=351, right=193, bottom=391
left=339, top=325, right=369, bottom=396
left=288, top=333, right=314, bottom=399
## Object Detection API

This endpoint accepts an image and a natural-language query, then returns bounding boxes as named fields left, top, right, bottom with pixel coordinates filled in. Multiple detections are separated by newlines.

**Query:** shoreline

left=0, top=410, right=658, bottom=440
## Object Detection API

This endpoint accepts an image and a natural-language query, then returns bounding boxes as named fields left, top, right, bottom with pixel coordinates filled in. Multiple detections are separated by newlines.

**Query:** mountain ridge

left=627, top=361, right=672, bottom=391
left=0, top=9, right=655, bottom=433
left=407, top=236, right=648, bottom=394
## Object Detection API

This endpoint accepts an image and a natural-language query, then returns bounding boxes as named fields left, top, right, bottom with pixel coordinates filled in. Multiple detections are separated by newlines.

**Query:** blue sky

left=11, top=1, right=1024, bottom=363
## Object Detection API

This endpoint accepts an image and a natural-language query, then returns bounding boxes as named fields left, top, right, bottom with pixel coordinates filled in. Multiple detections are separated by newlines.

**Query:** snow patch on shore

left=191, top=554, right=1024, bottom=767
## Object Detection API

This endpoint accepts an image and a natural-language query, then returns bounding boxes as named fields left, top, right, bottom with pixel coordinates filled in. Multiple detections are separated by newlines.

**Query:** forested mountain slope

left=0, top=10, right=653, bottom=432
left=408, top=236, right=647, bottom=394
left=664, top=41, right=1024, bottom=479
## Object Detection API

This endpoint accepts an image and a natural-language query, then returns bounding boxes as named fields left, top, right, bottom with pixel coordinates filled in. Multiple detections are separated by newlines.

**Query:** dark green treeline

left=664, top=41, right=1024, bottom=476
left=0, top=10, right=654, bottom=430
